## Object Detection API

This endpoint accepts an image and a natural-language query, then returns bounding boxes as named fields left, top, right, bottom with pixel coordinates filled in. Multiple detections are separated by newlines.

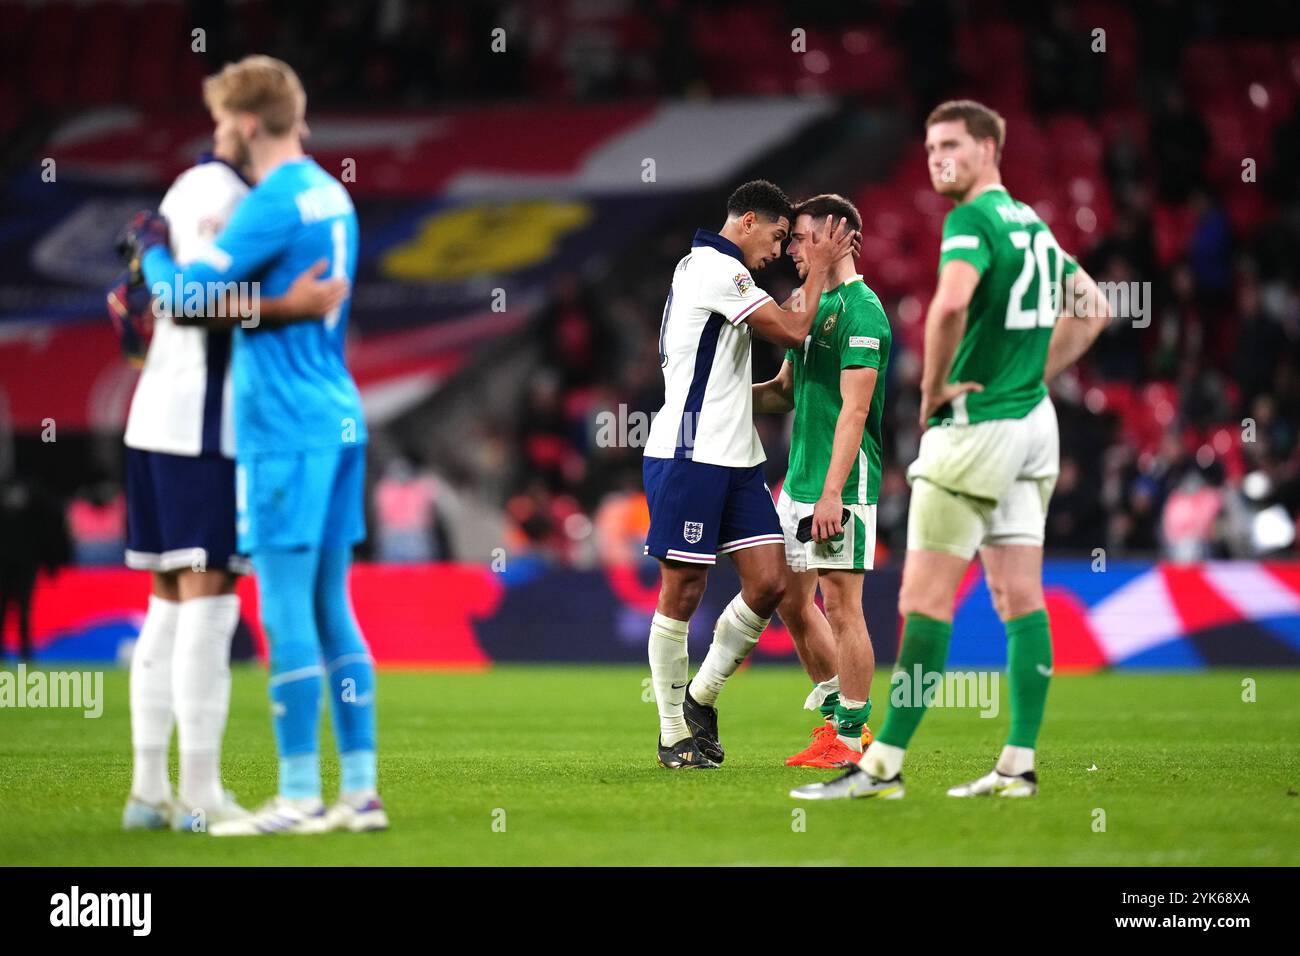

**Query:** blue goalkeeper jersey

left=142, top=156, right=366, bottom=457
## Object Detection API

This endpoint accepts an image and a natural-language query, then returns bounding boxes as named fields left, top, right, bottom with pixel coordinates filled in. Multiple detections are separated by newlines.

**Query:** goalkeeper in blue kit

left=123, top=55, right=386, bottom=834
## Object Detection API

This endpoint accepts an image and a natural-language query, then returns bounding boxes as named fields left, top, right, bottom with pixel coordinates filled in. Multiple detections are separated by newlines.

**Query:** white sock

left=996, top=745, right=1035, bottom=777
left=648, top=612, right=691, bottom=745
left=861, top=740, right=905, bottom=779
left=688, top=594, right=768, bottom=706
left=174, top=594, right=240, bottom=810
left=129, top=595, right=179, bottom=803
left=837, top=696, right=867, bottom=751
left=803, top=675, right=840, bottom=712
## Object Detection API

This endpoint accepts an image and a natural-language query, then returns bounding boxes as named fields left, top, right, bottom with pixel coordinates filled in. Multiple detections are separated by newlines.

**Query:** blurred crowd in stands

left=3, top=0, right=1299, bottom=576
left=487, top=0, right=1300, bottom=566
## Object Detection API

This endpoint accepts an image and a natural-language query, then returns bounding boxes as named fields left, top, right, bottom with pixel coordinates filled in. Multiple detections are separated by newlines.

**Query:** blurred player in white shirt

left=118, top=125, right=347, bottom=831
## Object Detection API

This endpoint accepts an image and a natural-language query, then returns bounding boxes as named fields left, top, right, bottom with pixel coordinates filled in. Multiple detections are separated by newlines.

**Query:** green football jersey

left=932, top=185, right=1078, bottom=426
left=783, top=276, right=891, bottom=506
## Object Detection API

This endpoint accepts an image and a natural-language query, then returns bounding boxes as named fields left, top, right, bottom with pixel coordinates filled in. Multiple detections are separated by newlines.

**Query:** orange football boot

left=802, top=736, right=868, bottom=769
left=784, top=722, right=838, bottom=766
left=785, top=722, right=874, bottom=767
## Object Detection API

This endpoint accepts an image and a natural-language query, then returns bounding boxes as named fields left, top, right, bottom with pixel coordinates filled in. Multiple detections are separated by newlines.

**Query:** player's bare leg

left=790, top=570, right=874, bottom=770
left=728, top=540, right=786, bottom=618
left=793, top=547, right=966, bottom=800
left=948, top=543, right=1048, bottom=797
left=779, top=568, right=846, bottom=765
left=170, top=566, right=247, bottom=829
left=779, top=567, right=836, bottom=683
left=124, top=570, right=182, bottom=829
left=681, top=543, right=784, bottom=764
left=656, top=560, right=709, bottom=622
left=650, top=560, right=715, bottom=768
left=980, top=544, right=1045, bottom=621
left=820, top=569, right=874, bottom=754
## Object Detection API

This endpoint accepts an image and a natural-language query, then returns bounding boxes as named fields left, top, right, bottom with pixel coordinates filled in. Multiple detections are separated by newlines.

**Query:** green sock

left=833, top=699, right=872, bottom=737
left=818, top=690, right=840, bottom=723
left=878, top=613, right=952, bottom=749
left=1005, top=609, right=1052, bottom=749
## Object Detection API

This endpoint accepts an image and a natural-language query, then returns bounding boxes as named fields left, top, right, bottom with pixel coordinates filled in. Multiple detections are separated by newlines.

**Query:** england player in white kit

left=643, top=180, right=855, bottom=769
left=119, top=140, right=347, bottom=831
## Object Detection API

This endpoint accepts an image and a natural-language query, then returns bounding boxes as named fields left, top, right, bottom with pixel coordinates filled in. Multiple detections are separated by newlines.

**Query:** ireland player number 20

left=1004, top=229, right=1064, bottom=330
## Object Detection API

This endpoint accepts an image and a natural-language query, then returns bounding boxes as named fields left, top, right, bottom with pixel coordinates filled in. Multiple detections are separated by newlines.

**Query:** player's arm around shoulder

left=143, top=182, right=291, bottom=319
left=746, top=296, right=809, bottom=349
left=250, top=260, right=350, bottom=331
left=753, top=357, right=795, bottom=414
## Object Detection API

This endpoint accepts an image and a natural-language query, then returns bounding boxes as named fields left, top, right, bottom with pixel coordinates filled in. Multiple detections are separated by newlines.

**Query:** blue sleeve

left=143, top=187, right=295, bottom=311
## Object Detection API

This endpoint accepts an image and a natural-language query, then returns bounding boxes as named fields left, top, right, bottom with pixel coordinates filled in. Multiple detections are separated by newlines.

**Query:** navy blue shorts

left=642, top=457, right=783, bottom=565
left=125, top=448, right=248, bottom=574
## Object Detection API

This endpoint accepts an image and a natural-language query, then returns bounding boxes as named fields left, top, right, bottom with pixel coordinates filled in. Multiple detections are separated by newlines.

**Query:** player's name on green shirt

left=783, top=276, right=891, bottom=506
left=933, top=184, right=1078, bottom=427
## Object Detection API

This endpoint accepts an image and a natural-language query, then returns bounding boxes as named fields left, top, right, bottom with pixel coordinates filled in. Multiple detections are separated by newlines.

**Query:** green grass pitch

left=1, top=665, right=1297, bottom=866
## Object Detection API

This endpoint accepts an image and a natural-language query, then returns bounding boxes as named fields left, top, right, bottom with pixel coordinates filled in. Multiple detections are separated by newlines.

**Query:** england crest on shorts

left=683, top=521, right=704, bottom=545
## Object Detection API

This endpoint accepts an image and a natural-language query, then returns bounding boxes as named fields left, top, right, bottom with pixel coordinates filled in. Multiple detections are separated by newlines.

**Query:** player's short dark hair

left=926, top=99, right=1007, bottom=163
left=793, top=193, right=862, bottom=233
left=725, top=179, right=792, bottom=224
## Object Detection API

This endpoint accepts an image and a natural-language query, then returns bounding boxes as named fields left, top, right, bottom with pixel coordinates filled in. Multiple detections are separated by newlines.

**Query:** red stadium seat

left=74, top=4, right=126, bottom=105
left=30, top=2, right=78, bottom=107
left=128, top=1, right=185, bottom=106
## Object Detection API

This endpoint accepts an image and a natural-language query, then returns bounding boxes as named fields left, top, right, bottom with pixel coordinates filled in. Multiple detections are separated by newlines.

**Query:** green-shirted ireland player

left=753, top=194, right=891, bottom=770
left=793, top=100, right=1111, bottom=802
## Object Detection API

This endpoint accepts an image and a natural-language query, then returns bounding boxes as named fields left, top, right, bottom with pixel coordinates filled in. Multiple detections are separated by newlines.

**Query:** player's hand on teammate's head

left=850, top=230, right=862, bottom=260
left=806, top=216, right=855, bottom=269
left=115, top=210, right=170, bottom=271
left=283, top=258, right=350, bottom=318
left=828, top=216, right=856, bottom=258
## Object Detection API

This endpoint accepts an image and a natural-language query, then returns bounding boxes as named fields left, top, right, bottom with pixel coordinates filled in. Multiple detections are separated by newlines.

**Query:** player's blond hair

left=202, top=55, right=306, bottom=137
left=926, top=99, right=1006, bottom=163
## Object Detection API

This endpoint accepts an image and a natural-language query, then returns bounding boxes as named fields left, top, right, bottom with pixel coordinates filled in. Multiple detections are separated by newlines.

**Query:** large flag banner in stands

left=11, top=560, right=1300, bottom=669
left=0, top=99, right=833, bottom=432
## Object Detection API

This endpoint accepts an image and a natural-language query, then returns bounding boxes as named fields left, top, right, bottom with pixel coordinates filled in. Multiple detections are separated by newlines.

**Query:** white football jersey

left=644, top=229, right=773, bottom=467
left=123, top=158, right=250, bottom=457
